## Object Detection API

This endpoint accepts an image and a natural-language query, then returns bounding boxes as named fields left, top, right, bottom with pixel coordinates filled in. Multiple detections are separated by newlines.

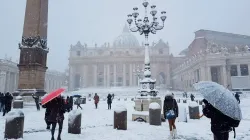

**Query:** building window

left=230, top=65, right=237, bottom=76
left=240, top=64, right=249, bottom=76
left=159, top=49, right=163, bottom=54
left=76, top=51, right=81, bottom=56
left=110, top=51, right=113, bottom=56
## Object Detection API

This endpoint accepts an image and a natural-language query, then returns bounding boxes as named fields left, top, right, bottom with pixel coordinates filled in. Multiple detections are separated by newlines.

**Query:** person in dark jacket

left=107, top=94, right=113, bottom=110
left=0, top=92, right=4, bottom=112
left=202, top=99, right=231, bottom=140
left=93, top=93, right=99, bottom=109
left=32, top=94, right=40, bottom=111
left=47, top=96, right=66, bottom=140
left=190, top=94, right=195, bottom=101
left=42, top=101, right=52, bottom=129
left=69, top=96, right=73, bottom=111
left=3, top=92, right=13, bottom=116
left=163, top=94, right=178, bottom=139
left=234, top=92, right=240, bottom=104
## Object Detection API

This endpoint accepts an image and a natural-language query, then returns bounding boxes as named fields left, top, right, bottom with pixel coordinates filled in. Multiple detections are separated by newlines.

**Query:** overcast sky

left=1, top=0, right=250, bottom=72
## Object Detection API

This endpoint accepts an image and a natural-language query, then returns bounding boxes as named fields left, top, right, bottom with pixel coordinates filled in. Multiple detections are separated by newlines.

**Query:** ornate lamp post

left=133, top=65, right=143, bottom=87
left=127, top=0, right=166, bottom=96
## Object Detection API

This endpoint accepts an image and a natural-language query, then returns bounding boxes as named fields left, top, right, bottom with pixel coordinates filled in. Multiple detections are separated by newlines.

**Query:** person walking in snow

left=47, top=96, right=66, bottom=140
left=3, top=92, right=13, bottom=116
left=93, top=93, right=99, bottom=109
left=32, top=94, right=40, bottom=111
left=190, top=93, right=195, bottom=101
left=107, top=93, right=113, bottom=110
left=234, top=92, right=240, bottom=104
left=42, top=101, right=52, bottom=129
left=69, top=96, right=73, bottom=111
left=163, top=94, right=178, bottom=139
left=202, top=99, right=233, bottom=140
left=76, top=97, right=82, bottom=110
left=0, top=92, right=4, bottom=112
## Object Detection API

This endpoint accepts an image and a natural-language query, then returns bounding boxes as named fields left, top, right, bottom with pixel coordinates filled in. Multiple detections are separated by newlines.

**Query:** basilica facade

left=68, top=25, right=171, bottom=90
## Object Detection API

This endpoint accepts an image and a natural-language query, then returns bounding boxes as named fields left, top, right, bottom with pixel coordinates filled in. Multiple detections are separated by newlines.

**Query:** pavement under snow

left=0, top=93, right=250, bottom=140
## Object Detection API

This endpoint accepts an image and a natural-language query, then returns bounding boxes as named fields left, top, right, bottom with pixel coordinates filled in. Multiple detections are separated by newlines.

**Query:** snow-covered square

left=0, top=91, right=250, bottom=140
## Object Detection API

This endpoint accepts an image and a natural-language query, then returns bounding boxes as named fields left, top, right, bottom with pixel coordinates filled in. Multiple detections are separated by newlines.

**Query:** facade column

left=94, top=65, right=97, bottom=87
left=123, top=64, right=126, bottom=86
left=114, top=64, right=116, bottom=87
left=83, top=65, right=88, bottom=88
left=207, top=66, right=211, bottom=81
left=104, top=65, right=106, bottom=87
left=221, top=65, right=228, bottom=87
left=200, top=66, right=206, bottom=81
left=237, top=65, right=241, bottom=76
left=248, top=64, right=250, bottom=76
left=69, top=66, right=74, bottom=91
left=107, top=64, right=110, bottom=87
left=5, top=72, right=10, bottom=92
left=129, top=64, right=133, bottom=86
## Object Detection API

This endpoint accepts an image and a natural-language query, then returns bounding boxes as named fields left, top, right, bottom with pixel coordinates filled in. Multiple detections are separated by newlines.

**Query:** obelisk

left=14, top=0, right=49, bottom=96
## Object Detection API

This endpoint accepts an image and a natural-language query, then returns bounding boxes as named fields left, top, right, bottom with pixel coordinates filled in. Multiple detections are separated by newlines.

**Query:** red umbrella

left=41, top=88, right=65, bottom=105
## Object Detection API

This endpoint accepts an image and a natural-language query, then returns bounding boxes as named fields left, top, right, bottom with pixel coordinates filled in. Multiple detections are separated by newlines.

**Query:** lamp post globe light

left=127, top=0, right=166, bottom=96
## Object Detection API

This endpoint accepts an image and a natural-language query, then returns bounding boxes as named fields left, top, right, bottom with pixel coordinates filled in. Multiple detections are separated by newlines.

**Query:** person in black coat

left=42, top=101, right=52, bottom=129
left=202, top=99, right=231, bottom=140
left=107, top=94, right=113, bottom=110
left=0, top=92, right=4, bottom=112
left=234, top=92, right=240, bottom=104
left=163, top=94, right=178, bottom=139
left=46, top=96, right=66, bottom=140
left=32, top=94, right=40, bottom=111
left=69, top=96, right=73, bottom=111
left=3, top=92, right=13, bottom=116
left=190, top=94, right=195, bottom=101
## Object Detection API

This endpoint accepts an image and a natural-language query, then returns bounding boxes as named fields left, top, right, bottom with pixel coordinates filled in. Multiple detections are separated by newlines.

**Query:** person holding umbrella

left=41, top=88, right=66, bottom=140
left=194, top=81, right=242, bottom=140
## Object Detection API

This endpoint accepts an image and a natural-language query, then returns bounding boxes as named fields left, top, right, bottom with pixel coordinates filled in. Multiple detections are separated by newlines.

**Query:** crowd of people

left=0, top=92, right=13, bottom=116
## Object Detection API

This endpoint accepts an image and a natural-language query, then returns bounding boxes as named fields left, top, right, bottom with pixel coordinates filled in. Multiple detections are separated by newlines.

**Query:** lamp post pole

left=127, top=0, right=166, bottom=96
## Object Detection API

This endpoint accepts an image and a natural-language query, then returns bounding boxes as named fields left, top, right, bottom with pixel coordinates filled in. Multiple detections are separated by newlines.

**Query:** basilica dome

left=113, top=25, right=140, bottom=47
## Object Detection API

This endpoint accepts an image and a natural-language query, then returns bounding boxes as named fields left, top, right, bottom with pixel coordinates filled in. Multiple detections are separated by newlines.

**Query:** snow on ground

left=0, top=93, right=250, bottom=140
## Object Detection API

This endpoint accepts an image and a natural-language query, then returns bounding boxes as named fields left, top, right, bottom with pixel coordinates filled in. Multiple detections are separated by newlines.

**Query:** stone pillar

left=207, top=66, right=211, bottom=81
left=94, top=65, right=97, bottom=87
left=69, top=66, right=74, bottom=91
left=83, top=65, right=88, bottom=88
left=221, top=65, right=228, bottom=87
left=114, top=107, right=127, bottom=130
left=114, top=64, right=116, bottom=87
left=5, top=111, right=24, bottom=139
left=200, top=66, right=206, bottom=81
left=5, top=72, right=10, bottom=92
left=107, top=64, right=110, bottom=87
left=129, top=64, right=133, bottom=86
left=123, top=64, right=126, bottom=86
left=248, top=64, right=250, bottom=76
left=237, top=65, right=241, bottom=76
left=149, top=103, right=161, bottom=126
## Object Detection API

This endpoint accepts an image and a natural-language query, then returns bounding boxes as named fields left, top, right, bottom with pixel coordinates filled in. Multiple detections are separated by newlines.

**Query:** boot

left=57, top=135, right=61, bottom=140
left=168, top=131, right=173, bottom=140
left=173, top=129, right=177, bottom=139
left=51, top=137, right=55, bottom=140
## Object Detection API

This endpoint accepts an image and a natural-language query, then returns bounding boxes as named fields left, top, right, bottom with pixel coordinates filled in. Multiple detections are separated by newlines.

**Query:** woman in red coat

left=93, top=93, right=99, bottom=109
